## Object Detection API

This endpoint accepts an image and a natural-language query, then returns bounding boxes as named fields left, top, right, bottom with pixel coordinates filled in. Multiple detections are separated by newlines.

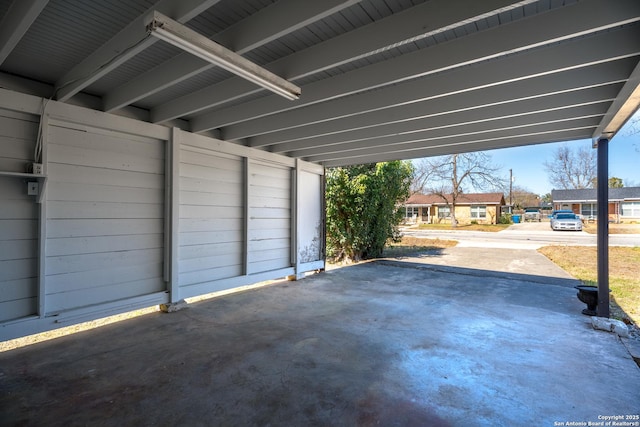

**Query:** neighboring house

left=404, top=193, right=505, bottom=225
left=551, top=187, right=640, bottom=223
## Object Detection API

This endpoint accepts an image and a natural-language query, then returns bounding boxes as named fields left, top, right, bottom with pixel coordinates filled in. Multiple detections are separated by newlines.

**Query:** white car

left=550, top=213, right=583, bottom=231
left=549, top=209, right=574, bottom=229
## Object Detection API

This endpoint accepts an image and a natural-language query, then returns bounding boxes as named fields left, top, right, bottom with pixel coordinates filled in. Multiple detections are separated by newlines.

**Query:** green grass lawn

left=582, top=223, right=640, bottom=234
left=383, top=236, right=457, bottom=258
left=538, top=246, right=640, bottom=326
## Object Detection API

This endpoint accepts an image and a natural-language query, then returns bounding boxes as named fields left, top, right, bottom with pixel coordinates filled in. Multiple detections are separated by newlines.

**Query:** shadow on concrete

left=1, top=260, right=638, bottom=425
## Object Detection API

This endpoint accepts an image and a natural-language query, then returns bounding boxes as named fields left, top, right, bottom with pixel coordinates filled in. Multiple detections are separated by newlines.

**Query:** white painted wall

left=298, top=170, right=323, bottom=264
left=44, top=124, right=167, bottom=313
left=0, top=89, right=325, bottom=341
left=248, top=161, right=292, bottom=274
left=178, top=147, right=244, bottom=291
left=0, top=109, right=39, bottom=322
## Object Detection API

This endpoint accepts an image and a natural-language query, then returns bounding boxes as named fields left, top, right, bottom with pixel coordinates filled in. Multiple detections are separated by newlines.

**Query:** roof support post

left=596, top=137, right=609, bottom=318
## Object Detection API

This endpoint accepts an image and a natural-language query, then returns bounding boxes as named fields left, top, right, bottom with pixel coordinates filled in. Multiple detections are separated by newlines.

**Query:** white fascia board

left=192, top=0, right=640, bottom=135
left=592, top=59, right=640, bottom=143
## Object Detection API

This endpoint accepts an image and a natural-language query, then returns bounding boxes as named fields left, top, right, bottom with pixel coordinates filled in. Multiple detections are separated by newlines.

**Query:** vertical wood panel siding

left=0, top=109, right=39, bottom=321
left=298, top=171, right=323, bottom=263
left=45, top=125, right=166, bottom=313
left=248, top=162, right=292, bottom=273
left=178, top=148, right=244, bottom=288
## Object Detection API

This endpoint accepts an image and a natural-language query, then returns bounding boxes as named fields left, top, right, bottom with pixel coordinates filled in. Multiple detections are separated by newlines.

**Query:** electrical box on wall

left=27, top=181, right=39, bottom=196
left=32, top=163, right=43, bottom=175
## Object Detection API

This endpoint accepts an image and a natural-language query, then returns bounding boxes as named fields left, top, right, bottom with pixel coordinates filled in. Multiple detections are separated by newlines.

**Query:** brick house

left=404, top=193, right=505, bottom=225
left=551, top=187, right=640, bottom=223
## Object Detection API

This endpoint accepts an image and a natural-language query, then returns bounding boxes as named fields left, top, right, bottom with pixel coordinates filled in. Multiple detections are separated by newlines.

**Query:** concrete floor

left=1, top=253, right=639, bottom=426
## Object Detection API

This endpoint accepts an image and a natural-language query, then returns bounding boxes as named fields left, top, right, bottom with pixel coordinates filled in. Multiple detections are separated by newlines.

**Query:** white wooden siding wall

left=0, top=109, right=39, bottom=321
left=178, top=147, right=244, bottom=292
left=45, top=124, right=166, bottom=313
left=248, top=161, right=292, bottom=274
left=298, top=170, right=323, bottom=265
left=0, top=88, right=325, bottom=341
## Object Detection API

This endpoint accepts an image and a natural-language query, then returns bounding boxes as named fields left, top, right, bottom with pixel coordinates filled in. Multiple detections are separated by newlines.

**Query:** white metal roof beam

left=286, top=98, right=616, bottom=158
left=104, top=0, right=360, bottom=113
left=193, top=0, right=640, bottom=135
left=0, top=0, right=49, bottom=65
left=592, top=59, right=640, bottom=142
left=321, top=130, right=591, bottom=167
left=263, top=65, right=629, bottom=151
left=54, top=0, right=221, bottom=102
left=215, top=26, right=640, bottom=141
left=319, top=126, right=595, bottom=166
left=310, top=118, right=599, bottom=162
left=151, top=0, right=529, bottom=123
left=297, top=109, right=605, bottom=160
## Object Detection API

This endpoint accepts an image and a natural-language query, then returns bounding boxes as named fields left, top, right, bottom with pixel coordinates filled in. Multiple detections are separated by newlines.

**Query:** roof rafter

left=287, top=100, right=615, bottom=158
left=0, top=0, right=49, bottom=65
left=192, top=0, right=640, bottom=136
left=321, top=129, right=593, bottom=167
left=151, top=0, right=529, bottom=123
left=213, top=26, right=640, bottom=141
left=262, top=64, right=630, bottom=151
left=54, top=0, right=222, bottom=102
left=298, top=109, right=605, bottom=160
left=104, top=0, right=360, bottom=113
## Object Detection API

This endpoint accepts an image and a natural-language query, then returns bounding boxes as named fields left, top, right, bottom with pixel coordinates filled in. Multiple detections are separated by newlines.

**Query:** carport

left=2, top=0, right=639, bottom=340
left=2, top=0, right=640, bottom=423
left=1, top=0, right=640, bottom=398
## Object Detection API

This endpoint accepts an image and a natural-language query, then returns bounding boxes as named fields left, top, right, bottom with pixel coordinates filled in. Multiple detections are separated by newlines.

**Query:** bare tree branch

left=543, top=144, right=596, bottom=189
left=411, top=152, right=505, bottom=227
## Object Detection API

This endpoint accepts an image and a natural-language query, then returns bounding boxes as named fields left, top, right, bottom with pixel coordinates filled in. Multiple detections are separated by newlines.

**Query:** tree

left=413, top=152, right=504, bottom=227
left=326, top=161, right=413, bottom=262
left=609, top=177, right=624, bottom=188
left=543, top=144, right=596, bottom=189
left=509, top=185, right=540, bottom=210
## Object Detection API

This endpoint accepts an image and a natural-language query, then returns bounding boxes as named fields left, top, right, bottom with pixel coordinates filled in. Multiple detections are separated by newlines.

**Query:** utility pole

left=509, top=168, right=513, bottom=214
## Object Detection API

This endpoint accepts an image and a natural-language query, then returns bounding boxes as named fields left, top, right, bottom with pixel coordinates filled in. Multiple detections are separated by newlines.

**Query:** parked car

left=549, top=209, right=574, bottom=228
left=550, top=213, right=583, bottom=231
left=524, top=208, right=541, bottom=222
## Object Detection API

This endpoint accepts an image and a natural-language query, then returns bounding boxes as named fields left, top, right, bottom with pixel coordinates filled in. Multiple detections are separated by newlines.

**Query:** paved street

left=402, top=222, right=640, bottom=249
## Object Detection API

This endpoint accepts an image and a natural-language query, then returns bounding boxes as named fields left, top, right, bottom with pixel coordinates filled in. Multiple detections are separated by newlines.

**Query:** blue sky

left=480, top=111, right=640, bottom=196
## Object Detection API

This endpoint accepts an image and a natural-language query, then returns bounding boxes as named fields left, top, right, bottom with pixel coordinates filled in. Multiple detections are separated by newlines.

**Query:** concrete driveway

left=1, top=250, right=638, bottom=426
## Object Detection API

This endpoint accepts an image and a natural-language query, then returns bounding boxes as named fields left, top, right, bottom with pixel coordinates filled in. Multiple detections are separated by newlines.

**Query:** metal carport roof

left=1, top=0, right=639, bottom=166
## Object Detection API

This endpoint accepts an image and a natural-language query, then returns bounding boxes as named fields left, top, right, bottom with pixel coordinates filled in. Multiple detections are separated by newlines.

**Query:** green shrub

left=326, top=161, right=413, bottom=262
left=498, top=214, right=512, bottom=224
